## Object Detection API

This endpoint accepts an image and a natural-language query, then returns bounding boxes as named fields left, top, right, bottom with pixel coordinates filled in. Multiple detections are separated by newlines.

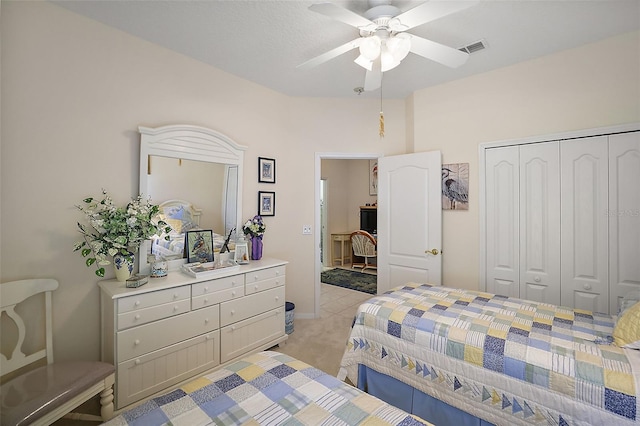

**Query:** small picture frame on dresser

left=185, top=230, right=214, bottom=263
left=258, top=157, right=276, bottom=183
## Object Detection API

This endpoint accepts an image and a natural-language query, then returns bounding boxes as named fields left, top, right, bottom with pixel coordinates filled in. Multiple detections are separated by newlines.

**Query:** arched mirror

left=138, top=124, right=246, bottom=273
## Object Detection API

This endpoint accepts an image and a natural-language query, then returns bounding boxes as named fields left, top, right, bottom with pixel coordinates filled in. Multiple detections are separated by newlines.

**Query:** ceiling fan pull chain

left=379, top=80, right=385, bottom=138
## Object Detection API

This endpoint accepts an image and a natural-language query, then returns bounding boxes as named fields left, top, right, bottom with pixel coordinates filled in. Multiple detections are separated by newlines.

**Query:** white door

left=560, top=136, right=609, bottom=313
left=609, top=131, right=640, bottom=314
left=484, top=146, right=520, bottom=297
left=377, top=151, right=442, bottom=294
left=519, top=142, right=561, bottom=305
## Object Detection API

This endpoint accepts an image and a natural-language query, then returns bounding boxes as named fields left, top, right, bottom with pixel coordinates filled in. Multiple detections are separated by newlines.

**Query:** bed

left=339, top=283, right=640, bottom=426
left=104, top=351, right=434, bottom=426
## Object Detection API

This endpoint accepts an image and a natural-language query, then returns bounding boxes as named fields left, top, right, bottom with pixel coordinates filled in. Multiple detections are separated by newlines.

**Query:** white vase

left=113, top=251, right=135, bottom=282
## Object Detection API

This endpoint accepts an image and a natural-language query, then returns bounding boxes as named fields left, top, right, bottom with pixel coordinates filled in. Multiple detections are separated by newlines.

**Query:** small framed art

left=369, top=159, right=378, bottom=195
left=185, top=230, right=214, bottom=263
left=258, top=157, right=276, bottom=183
left=258, top=191, right=275, bottom=216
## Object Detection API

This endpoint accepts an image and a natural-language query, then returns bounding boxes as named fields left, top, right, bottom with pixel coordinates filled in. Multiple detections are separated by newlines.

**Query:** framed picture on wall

left=258, top=157, right=276, bottom=183
left=442, top=163, right=469, bottom=210
left=258, top=191, right=275, bottom=216
left=185, top=230, right=214, bottom=263
left=369, top=159, right=378, bottom=195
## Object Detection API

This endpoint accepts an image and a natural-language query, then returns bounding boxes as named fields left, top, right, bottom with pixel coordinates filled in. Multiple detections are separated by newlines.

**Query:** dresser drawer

left=116, top=331, right=220, bottom=409
left=245, top=275, right=285, bottom=295
left=220, top=308, right=285, bottom=363
left=245, top=265, right=286, bottom=285
left=192, top=286, right=243, bottom=310
left=220, top=286, right=284, bottom=327
left=117, top=286, right=190, bottom=314
left=118, top=299, right=190, bottom=330
left=192, top=275, right=244, bottom=297
left=117, top=304, right=219, bottom=361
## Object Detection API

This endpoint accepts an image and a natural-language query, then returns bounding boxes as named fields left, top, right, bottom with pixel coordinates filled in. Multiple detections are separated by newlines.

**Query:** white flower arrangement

left=242, top=215, right=266, bottom=238
left=74, top=189, right=171, bottom=277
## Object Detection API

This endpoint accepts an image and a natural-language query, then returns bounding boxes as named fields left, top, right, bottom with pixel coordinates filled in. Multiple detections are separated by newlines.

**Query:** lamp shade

left=359, top=36, right=381, bottom=61
left=355, top=32, right=412, bottom=72
left=387, top=33, right=411, bottom=62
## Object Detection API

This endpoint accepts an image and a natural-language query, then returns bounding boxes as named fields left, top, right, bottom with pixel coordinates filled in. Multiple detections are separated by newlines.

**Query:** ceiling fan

left=298, top=0, right=478, bottom=91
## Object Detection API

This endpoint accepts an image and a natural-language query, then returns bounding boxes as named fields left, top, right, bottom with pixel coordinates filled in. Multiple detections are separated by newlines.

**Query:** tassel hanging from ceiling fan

left=379, top=78, right=385, bottom=138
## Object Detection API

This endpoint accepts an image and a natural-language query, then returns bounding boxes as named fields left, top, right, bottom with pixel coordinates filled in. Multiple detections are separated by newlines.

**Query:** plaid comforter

left=104, top=351, right=432, bottom=426
left=340, top=283, right=640, bottom=426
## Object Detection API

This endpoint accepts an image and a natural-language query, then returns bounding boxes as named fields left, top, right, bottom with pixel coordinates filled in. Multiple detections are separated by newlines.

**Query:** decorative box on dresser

left=99, top=257, right=288, bottom=410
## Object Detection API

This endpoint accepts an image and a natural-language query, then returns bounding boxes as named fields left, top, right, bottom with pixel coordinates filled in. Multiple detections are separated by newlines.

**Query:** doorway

left=314, top=153, right=381, bottom=318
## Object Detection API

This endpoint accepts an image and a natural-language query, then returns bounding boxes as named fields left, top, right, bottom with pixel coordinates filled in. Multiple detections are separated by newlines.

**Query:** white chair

left=0, top=279, right=115, bottom=426
left=350, top=230, right=378, bottom=272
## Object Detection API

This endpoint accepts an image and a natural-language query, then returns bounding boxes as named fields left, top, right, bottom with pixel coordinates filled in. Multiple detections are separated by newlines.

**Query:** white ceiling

left=53, top=0, right=640, bottom=99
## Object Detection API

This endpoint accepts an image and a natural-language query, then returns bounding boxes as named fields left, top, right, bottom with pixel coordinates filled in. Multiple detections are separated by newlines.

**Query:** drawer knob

left=205, top=334, right=210, bottom=340
left=135, top=359, right=141, bottom=365
left=534, top=276, right=541, bottom=283
left=205, top=318, right=209, bottom=324
left=255, top=285, right=259, bottom=290
left=232, top=291, right=236, bottom=296
left=204, top=286, right=209, bottom=292
left=231, top=310, right=235, bottom=315
left=584, top=283, right=592, bottom=290
left=174, top=306, right=179, bottom=311
left=232, top=281, right=237, bottom=286
left=135, top=314, right=140, bottom=320
left=275, top=296, right=280, bottom=301
left=254, top=275, right=258, bottom=280
left=134, top=301, right=140, bottom=307
left=204, top=298, right=209, bottom=303
left=276, top=271, right=280, bottom=276
left=134, top=339, right=140, bottom=345
left=173, top=293, right=179, bottom=299
left=275, top=280, right=280, bottom=285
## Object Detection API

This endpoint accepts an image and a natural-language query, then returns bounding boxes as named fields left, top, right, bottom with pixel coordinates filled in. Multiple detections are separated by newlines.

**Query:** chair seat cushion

left=0, top=361, right=115, bottom=426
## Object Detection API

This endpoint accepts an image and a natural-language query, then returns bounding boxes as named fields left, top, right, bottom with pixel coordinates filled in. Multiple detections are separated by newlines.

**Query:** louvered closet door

left=609, top=131, right=640, bottom=314
left=519, top=142, right=561, bottom=305
left=485, top=146, right=520, bottom=297
left=560, top=136, right=609, bottom=313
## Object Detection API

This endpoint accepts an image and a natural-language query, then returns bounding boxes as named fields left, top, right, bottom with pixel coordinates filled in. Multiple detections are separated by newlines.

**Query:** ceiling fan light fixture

left=386, top=33, right=411, bottom=62
left=359, top=36, right=381, bottom=61
left=380, top=49, right=400, bottom=72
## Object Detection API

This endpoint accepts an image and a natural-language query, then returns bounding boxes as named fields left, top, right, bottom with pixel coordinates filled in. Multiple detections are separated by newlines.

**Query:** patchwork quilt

left=339, top=283, right=640, bottom=426
left=104, top=351, right=433, bottom=426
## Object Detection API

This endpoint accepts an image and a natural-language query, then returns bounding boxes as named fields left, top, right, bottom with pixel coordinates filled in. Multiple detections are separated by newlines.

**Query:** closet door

left=519, top=142, right=560, bottom=305
left=609, top=131, right=640, bottom=314
left=485, top=146, right=519, bottom=297
left=560, top=136, right=609, bottom=313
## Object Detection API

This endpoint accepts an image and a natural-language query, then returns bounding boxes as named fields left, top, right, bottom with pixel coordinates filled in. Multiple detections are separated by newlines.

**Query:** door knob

left=426, top=249, right=439, bottom=255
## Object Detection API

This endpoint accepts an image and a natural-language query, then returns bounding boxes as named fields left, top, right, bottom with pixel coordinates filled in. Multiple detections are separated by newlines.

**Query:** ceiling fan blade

left=393, top=0, right=479, bottom=31
left=297, top=38, right=362, bottom=70
left=309, top=2, right=375, bottom=29
left=409, top=35, right=469, bottom=68
left=364, top=59, right=382, bottom=91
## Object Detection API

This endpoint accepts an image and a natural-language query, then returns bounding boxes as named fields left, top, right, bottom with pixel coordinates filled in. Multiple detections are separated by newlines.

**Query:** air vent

left=459, top=40, right=487, bottom=54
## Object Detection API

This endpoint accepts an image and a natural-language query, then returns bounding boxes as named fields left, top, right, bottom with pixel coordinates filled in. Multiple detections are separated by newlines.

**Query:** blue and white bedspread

left=339, top=283, right=640, bottom=426
left=104, top=351, right=433, bottom=426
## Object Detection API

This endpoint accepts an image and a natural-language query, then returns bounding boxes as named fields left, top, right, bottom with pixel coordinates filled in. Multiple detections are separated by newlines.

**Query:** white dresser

left=99, top=257, right=288, bottom=410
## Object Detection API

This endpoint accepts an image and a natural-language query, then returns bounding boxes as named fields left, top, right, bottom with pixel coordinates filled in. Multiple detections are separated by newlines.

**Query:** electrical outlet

left=302, top=225, right=312, bottom=235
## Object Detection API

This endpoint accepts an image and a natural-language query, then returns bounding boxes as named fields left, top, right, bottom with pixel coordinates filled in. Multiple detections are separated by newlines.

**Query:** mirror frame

left=138, top=124, right=247, bottom=273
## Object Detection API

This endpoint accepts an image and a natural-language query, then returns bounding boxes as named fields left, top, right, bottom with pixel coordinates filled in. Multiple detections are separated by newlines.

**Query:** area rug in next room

left=320, top=268, right=377, bottom=294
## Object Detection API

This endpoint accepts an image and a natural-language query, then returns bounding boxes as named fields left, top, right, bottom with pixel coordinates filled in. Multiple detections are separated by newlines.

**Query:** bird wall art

left=442, top=163, right=469, bottom=210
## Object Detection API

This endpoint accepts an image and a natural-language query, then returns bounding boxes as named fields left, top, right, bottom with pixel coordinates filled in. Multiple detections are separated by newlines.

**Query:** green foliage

left=74, top=189, right=172, bottom=277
